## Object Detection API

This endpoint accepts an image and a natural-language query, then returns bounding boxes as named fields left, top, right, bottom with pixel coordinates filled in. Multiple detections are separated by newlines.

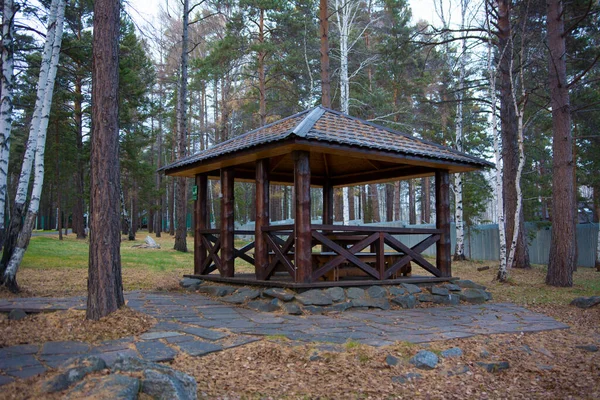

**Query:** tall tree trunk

left=87, top=0, right=124, bottom=319
left=348, top=187, right=355, bottom=221
left=1, top=0, right=60, bottom=279
left=73, top=74, right=86, bottom=239
left=0, top=0, right=15, bottom=249
left=498, top=0, right=530, bottom=269
left=2, top=0, right=66, bottom=291
left=594, top=186, right=600, bottom=271
left=334, top=187, right=343, bottom=222
left=486, top=18, right=509, bottom=281
left=408, top=180, right=416, bottom=225
left=385, top=184, right=393, bottom=222
left=394, top=181, right=401, bottom=221
left=258, top=8, right=267, bottom=127
left=369, top=184, right=380, bottom=223
left=174, top=0, right=189, bottom=252
left=55, top=120, right=62, bottom=241
left=421, top=177, right=431, bottom=223
left=453, top=1, right=467, bottom=260
left=546, top=0, right=575, bottom=287
left=319, top=0, right=331, bottom=108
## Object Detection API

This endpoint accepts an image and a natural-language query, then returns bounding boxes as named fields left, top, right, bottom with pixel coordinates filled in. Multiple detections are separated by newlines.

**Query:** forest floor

left=0, top=233, right=598, bottom=399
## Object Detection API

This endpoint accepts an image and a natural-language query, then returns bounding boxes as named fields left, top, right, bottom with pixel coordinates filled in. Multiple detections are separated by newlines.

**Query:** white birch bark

left=343, top=187, right=350, bottom=224
left=13, top=0, right=59, bottom=209
left=486, top=12, right=508, bottom=281
left=505, top=22, right=527, bottom=273
left=0, top=0, right=15, bottom=246
left=453, top=0, right=467, bottom=260
left=3, top=0, right=66, bottom=286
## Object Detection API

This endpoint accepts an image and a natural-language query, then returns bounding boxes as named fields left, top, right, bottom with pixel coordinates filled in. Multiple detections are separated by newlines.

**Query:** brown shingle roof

left=162, top=106, right=491, bottom=173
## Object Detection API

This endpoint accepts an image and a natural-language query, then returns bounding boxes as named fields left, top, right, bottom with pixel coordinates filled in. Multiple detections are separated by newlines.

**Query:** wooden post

left=293, top=151, right=312, bottom=282
left=194, top=174, right=208, bottom=274
left=220, top=168, right=235, bottom=277
left=435, top=170, right=451, bottom=277
left=255, top=159, right=270, bottom=280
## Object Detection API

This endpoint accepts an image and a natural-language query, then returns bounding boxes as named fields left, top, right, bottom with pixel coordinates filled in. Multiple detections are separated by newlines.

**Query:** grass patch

left=452, top=259, right=600, bottom=306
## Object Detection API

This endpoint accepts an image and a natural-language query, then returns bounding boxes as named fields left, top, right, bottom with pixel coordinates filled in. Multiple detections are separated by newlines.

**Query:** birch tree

left=1, top=0, right=66, bottom=291
left=333, top=0, right=375, bottom=224
left=453, top=0, right=467, bottom=260
left=0, top=0, right=16, bottom=248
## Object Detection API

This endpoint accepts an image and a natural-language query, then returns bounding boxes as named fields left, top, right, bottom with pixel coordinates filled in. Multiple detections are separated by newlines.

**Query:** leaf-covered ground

left=0, top=233, right=599, bottom=398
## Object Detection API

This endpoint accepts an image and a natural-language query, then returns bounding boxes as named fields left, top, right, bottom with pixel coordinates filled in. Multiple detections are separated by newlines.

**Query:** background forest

left=0, top=0, right=599, bottom=275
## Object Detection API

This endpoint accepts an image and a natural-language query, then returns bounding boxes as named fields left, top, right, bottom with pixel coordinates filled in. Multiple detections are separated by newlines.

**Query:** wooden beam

left=255, top=159, right=270, bottom=280
left=293, top=150, right=312, bottom=283
left=220, top=167, right=235, bottom=277
left=194, top=174, right=208, bottom=274
left=330, top=166, right=436, bottom=187
left=435, top=170, right=451, bottom=277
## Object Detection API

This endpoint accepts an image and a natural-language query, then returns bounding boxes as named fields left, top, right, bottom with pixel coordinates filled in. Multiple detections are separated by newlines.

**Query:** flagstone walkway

left=0, top=291, right=569, bottom=386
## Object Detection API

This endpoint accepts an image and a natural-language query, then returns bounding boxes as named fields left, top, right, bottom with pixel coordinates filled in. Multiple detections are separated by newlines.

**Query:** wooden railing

left=197, top=229, right=255, bottom=275
left=198, top=225, right=442, bottom=282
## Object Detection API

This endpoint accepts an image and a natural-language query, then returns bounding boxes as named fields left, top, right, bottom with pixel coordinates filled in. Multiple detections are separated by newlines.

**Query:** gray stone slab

left=96, top=349, right=140, bottom=368
left=40, top=341, right=90, bottom=356
left=135, top=341, right=177, bottom=363
left=176, top=340, right=223, bottom=357
left=180, top=326, right=229, bottom=341
left=140, top=331, right=183, bottom=340
left=0, top=375, right=15, bottom=386
left=0, top=354, right=40, bottom=370
left=222, top=336, right=261, bottom=349
left=39, top=354, right=80, bottom=369
left=5, top=365, right=47, bottom=379
left=0, top=344, right=39, bottom=358
left=165, top=335, right=196, bottom=344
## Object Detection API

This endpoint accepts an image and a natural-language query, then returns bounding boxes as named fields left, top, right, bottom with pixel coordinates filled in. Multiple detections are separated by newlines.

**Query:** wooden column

left=435, top=170, right=451, bottom=277
left=194, top=174, right=208, bottom=275
left=255, top=159, right=270, bottom=280
left=293, top=151, right=312, bottom=282
left=220, top=168, right=235, bottom=277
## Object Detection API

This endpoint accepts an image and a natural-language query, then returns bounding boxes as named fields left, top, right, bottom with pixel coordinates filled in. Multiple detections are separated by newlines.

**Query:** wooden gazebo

left=162, top=107, right=491, bottom=288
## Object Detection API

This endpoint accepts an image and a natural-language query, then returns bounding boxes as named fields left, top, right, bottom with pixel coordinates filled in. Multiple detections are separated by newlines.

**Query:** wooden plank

left=435, top=170, right=452, bottom=277
left=194, top=174, right=208, bottom=275
left=293, top=150, right=312, bottom=283
left=313, top=224, right=442, bottom=235
left=262, top=225, right=295, bottom=232
left=220, top=168, right=235, bottom=277
left=384, top=234, right=440, bottom=278
left=384, top=233, right=441, bottom=277
left=265, top=233, right=295, bottom=278
left=311, top=232, right=379, bottom=280
left=311, top=231, right=380, bottom=279
left=255, top=158, right=270, bottom=280
left=202, top=235, right=221, bottom=273
left=376, top=232, right=385, bottom=279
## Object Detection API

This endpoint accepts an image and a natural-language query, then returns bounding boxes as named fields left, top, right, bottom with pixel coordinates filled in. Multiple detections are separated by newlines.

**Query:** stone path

left=0, top=292, right=569, bottom=386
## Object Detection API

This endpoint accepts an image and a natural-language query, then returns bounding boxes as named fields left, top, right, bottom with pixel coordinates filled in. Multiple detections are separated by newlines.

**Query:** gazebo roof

left=163, top=106, right=492, bottom=186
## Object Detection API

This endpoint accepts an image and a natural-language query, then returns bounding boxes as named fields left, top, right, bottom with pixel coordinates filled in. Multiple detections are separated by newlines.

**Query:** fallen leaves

left=0, top=307, right=156, bottom=347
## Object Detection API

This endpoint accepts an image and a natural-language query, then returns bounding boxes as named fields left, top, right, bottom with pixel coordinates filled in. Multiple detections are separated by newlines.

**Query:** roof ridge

left=291, top=106, right=326, bottom=138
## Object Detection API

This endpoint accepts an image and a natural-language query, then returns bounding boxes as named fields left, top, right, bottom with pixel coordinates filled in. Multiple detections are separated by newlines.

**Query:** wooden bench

left=313, top=252, right=412, bottom=281
left=267, top=251, right=412, bottom=281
